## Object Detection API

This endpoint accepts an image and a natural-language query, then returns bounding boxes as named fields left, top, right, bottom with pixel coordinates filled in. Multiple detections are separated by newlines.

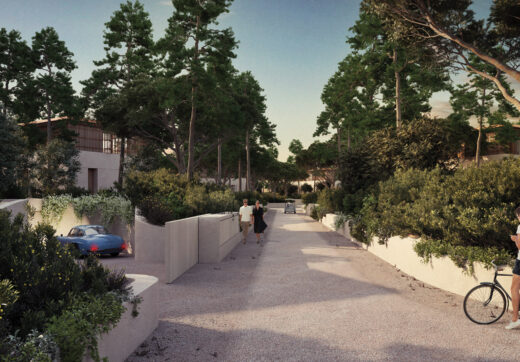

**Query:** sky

left=1, top=0, right=501, bottom=161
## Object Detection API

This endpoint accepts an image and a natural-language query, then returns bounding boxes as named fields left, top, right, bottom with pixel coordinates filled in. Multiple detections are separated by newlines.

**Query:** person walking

left=239, top=199, right=253, bottom=244
left=253, top=200, right=267, bottom=244
left=506, top=206, right=520, bottom=329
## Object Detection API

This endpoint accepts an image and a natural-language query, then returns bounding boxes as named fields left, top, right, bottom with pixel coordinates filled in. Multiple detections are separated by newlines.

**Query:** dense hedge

left=352, top=158, right=520, bottom=269
left=0, top=211, right=132, bottom=360
left=125, top=169, right=240, bottom=225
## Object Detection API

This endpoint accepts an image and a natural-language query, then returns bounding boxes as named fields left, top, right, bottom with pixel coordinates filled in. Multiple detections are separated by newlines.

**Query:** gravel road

left=103, top=208, right=520, bottom=361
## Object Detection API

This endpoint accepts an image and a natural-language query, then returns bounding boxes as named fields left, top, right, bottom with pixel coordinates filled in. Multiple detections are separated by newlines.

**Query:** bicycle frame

left=479, top=268, right=513, bottom=311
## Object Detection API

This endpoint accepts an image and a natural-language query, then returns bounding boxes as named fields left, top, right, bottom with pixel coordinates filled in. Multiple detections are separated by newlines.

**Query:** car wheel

left=110, top=252, right=120, bottom=257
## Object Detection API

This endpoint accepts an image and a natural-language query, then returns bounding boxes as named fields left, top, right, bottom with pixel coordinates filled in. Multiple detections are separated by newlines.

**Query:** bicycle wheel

left=463, top=284, right=506, bottom=324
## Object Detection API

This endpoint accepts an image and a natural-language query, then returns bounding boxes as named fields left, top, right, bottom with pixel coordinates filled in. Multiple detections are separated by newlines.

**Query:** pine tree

left=82, top=0, right=155, bottom=186
left=159, top=0, right=237, bottom=179
left=31, top=27, right=77, bottom=143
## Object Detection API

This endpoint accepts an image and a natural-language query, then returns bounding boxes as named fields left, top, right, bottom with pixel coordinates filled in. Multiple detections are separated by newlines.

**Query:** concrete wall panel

left=165, top=216, right=199, bottom=283
left=135, top=215, right=165, bottom=263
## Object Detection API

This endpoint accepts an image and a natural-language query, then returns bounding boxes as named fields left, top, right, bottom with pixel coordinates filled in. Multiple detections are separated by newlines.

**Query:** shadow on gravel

left=128, top=321, right=362, bottom=361
left=381, top=342, right=511, bottom=362
left=157, top=210, right=397, bottom=319
left=128, top=322, right=506, bottom=361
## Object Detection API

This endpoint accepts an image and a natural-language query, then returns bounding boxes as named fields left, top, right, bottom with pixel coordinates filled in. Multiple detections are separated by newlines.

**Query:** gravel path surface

left=103, top=208, right=520, bottom=361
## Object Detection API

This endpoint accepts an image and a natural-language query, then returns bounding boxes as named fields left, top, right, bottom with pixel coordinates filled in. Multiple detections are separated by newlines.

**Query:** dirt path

left=109, top=208, right=520, bottom=361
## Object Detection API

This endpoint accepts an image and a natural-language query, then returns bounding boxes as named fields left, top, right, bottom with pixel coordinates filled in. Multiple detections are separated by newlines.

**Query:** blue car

left=57, top=225, right=127, bottom=257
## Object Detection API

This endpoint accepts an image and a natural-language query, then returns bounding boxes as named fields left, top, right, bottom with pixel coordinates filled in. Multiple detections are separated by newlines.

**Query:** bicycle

left=463, top=260, right=515, bottom=324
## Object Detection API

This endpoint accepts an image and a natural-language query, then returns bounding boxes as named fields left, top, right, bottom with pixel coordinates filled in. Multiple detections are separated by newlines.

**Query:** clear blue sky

left=1, top=0, right=496, bottom=161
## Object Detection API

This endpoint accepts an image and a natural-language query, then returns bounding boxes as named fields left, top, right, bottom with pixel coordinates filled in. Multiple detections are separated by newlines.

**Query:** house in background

left=24, top=118, right=142, bottom=193
left=461, top=124, right=520, bottom=166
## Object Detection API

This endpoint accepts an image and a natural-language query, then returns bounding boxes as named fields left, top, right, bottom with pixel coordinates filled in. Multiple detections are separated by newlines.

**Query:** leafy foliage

left=41, top=194, right=134, bottom=226
left=0, top=211, right=132, bottom=360
left=126, top=169, right=237, bottom=225
left=32, top=139, right=80, bottom=196
left=352, top=158, right=520, bottom=269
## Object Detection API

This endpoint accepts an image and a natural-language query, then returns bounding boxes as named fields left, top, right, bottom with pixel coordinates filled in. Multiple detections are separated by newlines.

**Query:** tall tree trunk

left=46, top=97, right=52, bottom=143
left=245, top=129, right=251, bottom=192
left=217, top=137, right=222, bottom=185
left=186, top=15, right=200, bottom=180
left=475, top=89, right=486, bottom=168
left=2, top=82, right=9, bottom=119
left=476, top=122, right=482, bottom=168
left=337, top=128, right=341, bottom=155
left=118, top=137, right=126, bottom=187
left=393, top=49, right=402, bottom=129
left=238, top=157, right=242, bottom=192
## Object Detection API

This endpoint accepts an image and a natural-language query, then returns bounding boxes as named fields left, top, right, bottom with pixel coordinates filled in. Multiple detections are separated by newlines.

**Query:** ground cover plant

left=41, top=194, right=134, bottom=226
left=0, top=211, right=133, bottom=361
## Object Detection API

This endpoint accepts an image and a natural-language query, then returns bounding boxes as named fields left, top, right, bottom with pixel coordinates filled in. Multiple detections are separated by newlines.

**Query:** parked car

left=57, top=225, right=126, bottom=257
left=284, top=199, right=296, bottom=214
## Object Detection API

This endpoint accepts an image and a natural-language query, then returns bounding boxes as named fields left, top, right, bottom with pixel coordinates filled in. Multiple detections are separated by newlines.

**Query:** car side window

left=68, top=228, right=79, bottom=237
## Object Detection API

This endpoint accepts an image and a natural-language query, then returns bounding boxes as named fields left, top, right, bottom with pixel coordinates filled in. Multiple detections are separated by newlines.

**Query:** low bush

left=301, top=183, right=313, bottom=193
left=316, top=188, right=344, bottom=214
left=353, top=158, right=520, bottom=269
left=302, top=192, right=318, bottom=205
left=126, top=169, right=237, bottom=225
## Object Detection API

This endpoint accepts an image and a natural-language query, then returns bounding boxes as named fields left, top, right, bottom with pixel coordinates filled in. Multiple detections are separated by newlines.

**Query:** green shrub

left=46, top=293, right=125, bottom=362
left=301, top=183, right=313, bottom=193
left=127, top=169, right=237, bottom=225
left=354, top=158, right=520, bottom=269
left=310, top=205, right=319, bottom=220
left=316, top=188, right=344, bottom=214
left=0, top=211, right=131, bottom=359
left=302, top=192, right=318, bottom=205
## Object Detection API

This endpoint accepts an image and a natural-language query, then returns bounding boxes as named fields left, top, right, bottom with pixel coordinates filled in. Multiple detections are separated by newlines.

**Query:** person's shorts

left=513, top=259, right=520, bottom=276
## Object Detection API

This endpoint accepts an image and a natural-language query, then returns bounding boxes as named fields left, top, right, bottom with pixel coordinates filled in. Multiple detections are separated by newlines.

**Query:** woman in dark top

left=252, top=200, right=267, bottom=244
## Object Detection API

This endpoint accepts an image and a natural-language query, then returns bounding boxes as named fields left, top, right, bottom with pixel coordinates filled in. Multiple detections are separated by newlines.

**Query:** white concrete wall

left=321, top=213, right=338, bottom=230
left=85, top=274, right=159, bottom=362
left=77, top=150, right=119, bottom=191
left=134, top=215, right=165, bottom=263
left=199, top=213, right=242, bottom=263
left=165, top=216, right=199, bottom=283
left=0, top=199, right=28, bottom=221
left=320, top=218, right=512, bottom=299
left=305, top=203, right=317, bottom=216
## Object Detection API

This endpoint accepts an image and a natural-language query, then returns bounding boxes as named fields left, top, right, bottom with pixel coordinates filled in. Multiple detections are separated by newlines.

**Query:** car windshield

left=84, top=226, right=108, bottom=236
left=68, top=228, right=81, bottom=237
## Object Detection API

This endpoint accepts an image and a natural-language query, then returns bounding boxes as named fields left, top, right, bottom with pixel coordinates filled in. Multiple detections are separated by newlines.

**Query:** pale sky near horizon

left=1, top=0, right=502, bottom=161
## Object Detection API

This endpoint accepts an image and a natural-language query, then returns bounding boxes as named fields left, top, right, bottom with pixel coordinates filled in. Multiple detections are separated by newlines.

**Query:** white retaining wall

left=85, top=274, right=159, bottom=362
left=199, top=213, right=242, bottom=263
left=134, top=215, right=165, bottom=263
left=134, top=212, right=250, bottom=283
left=165, top=216, right=200, bottom=283
left=319, top=216, right=513, bottom=298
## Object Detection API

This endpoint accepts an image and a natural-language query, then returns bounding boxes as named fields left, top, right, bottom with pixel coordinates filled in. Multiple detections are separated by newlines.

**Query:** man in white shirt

left=239, top=199, right=253, bottom=244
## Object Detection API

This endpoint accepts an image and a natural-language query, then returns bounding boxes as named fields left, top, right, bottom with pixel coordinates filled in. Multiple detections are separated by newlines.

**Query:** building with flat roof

left=24, top=117, right=143, bottom=192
